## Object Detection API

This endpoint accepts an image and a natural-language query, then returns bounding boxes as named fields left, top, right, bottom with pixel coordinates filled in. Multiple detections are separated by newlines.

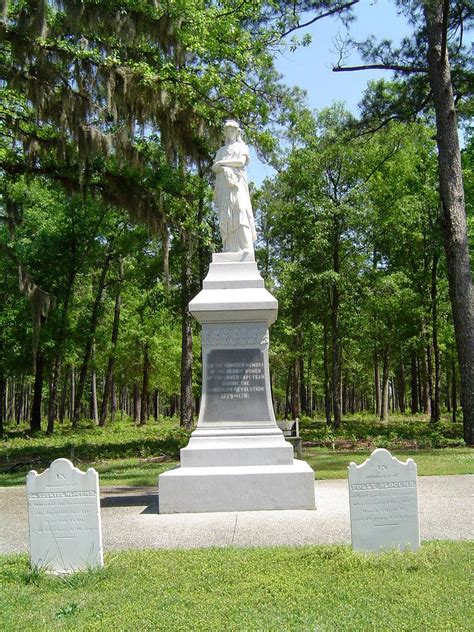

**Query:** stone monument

left=27, top=458, right=103, bottom=573
left=348, top=448, right=420, bottom=552
left=159, top=121, right=315, bottom=513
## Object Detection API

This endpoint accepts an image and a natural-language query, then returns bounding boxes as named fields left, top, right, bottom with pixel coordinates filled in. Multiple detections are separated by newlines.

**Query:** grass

left=304, top=447, right=474, bottom=480
left=1, top=415, right=472, bottom=487
left=0, top=542, right=472, bottom=631
left=1, top=447, right=472, bottom=487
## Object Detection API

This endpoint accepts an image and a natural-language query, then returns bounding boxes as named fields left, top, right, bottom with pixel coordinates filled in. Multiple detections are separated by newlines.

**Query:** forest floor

left=1, top=542, right=472, bottom=631
left=1, top=414, right=472, bottom=487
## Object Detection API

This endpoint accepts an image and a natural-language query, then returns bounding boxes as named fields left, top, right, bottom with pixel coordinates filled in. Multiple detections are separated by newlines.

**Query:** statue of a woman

left=212, top=120, right=257, bottom=255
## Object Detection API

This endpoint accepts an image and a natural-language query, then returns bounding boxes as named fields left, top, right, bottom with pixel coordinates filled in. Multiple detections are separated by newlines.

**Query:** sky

left=248, top=0, right=411, bottom=185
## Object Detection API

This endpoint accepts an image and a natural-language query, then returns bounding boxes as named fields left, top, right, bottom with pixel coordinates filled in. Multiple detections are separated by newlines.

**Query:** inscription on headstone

left=348, top=448, right=419, bottom=552
left=203, top=348, right=270, bottom=422
left=27, top=458, right=103, bottom=573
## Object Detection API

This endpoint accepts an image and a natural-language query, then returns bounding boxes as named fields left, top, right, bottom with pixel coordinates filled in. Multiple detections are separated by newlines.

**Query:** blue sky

left=248, top=0, right=411, bottom=185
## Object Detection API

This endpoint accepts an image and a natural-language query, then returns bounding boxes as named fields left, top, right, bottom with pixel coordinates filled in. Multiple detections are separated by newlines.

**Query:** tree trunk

left=69, top=366, right=75, bottom=420
left=342, top=372, right=347, bottom=416
left=161, top=223, right=170, bottom=289
left=58, top=366, right=69, bottom=423
left=299, top=355, right=307, bottom=416
left=410, top=351, right=419, bottom=414
left=397, top=356, right=406, bottom=413
left=451, top=352, right=457, bottom=423
left=132, top=382, right=141, bottom=423
left=430, top=252, right=441, bottom=423
left=426, top=343, right=435, bottom=421
left=284, top=365, right=291, bottom=419
left=446, top=357, right=451, bottom=411
left=7, top=378, right=14, bottom=423
left=47, top=267, right=76, bottom=435
left=15, top=377, right=24, bottom=425
left=374, top=351, right=381, bottom=417
left=290, top=333, right=301, bottom=419
left=380, top=347, right=390, bottom=423
left=30, top=350, right=44, bottom=432
left=323, top=320, right=332, bottom=426
left=99, top=279, right=122, bottom=427
left=0, top=374, right=5, bottom=437
left=422, top=351, right=430, bottom=415
left=180, top=232, right=194, bottom=430
left=424, top=1, right=474, bottom=444
left=153, top=389, right=159, bottom=421
left=110, top=377, right=117, bottom=422
left=140, top=343, right=150, bottom=425
left=350, top=384, right=356, bottom=415
left=389, top=376, right=395, bottom=413
left=306, top=353, right=313, bottom=416
left=91, top=345, right=99, bottom=425
left=331, top=285, right=341, bottom=428
left=73, top=248, right=113, bottom=425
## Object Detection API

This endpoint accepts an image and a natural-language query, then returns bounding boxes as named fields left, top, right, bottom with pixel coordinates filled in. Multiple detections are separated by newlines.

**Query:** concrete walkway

left=1, top=475, right=472, bottom=554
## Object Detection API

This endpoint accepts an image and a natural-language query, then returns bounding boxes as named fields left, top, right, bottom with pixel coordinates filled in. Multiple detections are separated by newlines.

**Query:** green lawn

left=1, top=417, right=472, bottom=487
left=304, top=447, right=474, bottom=480
left=0, top=447, right=472, bottom=487
left=0, top=543, right=472, bottom=631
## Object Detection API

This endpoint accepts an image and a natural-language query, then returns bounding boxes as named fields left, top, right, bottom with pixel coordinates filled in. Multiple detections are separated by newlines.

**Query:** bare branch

left=215, top=0, right=251, bottom=19
left=280, top=1, right=360, bottom=39
left=333, top=63, right=427, bottom=74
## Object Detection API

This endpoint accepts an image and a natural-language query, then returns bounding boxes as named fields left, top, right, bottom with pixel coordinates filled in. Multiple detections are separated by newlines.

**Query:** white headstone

left=348, top=448, right=419, bottom=552
left=27, top=458, right=103, bottom=573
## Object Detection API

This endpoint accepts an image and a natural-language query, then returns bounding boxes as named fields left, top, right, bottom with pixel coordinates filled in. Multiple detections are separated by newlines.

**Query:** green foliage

left=1, top=415, right=471, bottom=485
left=301, top=414, right=465, bottom=448
left=0, top=543, right=472, bottom=630
left=1, top=417, right=188, bottom=476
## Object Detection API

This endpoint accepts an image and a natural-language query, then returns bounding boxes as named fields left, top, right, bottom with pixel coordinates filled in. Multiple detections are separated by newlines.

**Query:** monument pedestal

left=158, top=253, right=315, bottom=513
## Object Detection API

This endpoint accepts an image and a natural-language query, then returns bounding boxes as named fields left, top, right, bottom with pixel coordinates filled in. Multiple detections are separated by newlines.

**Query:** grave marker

left=27, top=458, right=103, bottom=573
left=348, top=448, right=419, bottom=552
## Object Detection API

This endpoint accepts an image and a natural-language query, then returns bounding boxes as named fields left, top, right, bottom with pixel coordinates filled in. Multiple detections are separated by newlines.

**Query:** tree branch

left=280, top=1, right=360, bottom=39
left=215, top=0, right=251, bottom=19
left=333, top=63, right=427, bottom=74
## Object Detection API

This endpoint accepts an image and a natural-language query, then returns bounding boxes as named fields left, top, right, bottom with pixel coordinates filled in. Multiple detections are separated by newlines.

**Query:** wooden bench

left=276, top=419, right=303, bottom=459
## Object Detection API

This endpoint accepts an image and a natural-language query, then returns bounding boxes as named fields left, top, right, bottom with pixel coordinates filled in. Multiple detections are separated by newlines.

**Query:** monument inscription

left=27, top=458, right=103, bottom=573
left=203, top=348, right=270, bottom=422
left=348, top=448, right=419, bottom=552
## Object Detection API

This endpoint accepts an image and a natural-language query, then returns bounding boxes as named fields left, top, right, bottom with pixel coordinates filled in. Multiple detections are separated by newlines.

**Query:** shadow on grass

left=0, top=457, right=177, bottom=488
left=2, top=436, right=184, bottom=461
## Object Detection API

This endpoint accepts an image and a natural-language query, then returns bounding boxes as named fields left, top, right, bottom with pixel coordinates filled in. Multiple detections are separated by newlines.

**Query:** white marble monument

left=27, top=458, right=103, bottom=573
left=158, top=121, right=315, bottom=513
left=348, top=448, right=420, bottom=552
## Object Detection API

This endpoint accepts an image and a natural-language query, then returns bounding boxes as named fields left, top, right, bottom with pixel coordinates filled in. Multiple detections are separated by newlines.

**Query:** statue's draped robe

left=214, top=141, right=257, bottom=253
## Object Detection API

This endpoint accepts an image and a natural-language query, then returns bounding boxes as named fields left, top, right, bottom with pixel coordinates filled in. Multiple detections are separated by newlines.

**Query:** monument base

left=158, top=252, right=316, bottom=514
left=179, top=426, right=294, bottom=467
left=158, top=460, right=315, bottom=513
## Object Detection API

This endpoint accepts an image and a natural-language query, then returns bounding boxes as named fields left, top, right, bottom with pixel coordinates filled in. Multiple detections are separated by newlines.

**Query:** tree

left=329, top=0, right=474, bottom=443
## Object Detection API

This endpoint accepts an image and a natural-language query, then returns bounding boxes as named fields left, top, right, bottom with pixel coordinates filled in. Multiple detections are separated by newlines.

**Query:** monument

left=27, top=458, right=103, bottom=573
left=159, top=121, right=315, bottom=513
left=348, top=448, right=420, bottom=552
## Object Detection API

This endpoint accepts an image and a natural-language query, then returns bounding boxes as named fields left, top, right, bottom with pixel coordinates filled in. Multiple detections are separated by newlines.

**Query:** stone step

left=158, top=461, right=316, bottom=513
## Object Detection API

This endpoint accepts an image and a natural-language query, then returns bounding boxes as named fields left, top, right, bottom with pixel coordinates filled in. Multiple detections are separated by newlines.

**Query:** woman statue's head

left=223, top=119, right=242, bottom=142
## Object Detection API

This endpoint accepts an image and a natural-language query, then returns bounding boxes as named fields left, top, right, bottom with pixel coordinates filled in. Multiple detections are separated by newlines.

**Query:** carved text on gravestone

left=348, top=448, right=419, bottom=552
left=27, top=458, right=103, bottom=573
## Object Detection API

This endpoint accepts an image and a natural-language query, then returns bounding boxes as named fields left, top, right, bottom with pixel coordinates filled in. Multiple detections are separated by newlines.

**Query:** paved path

left=1, top=475, right=472, bottom=554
